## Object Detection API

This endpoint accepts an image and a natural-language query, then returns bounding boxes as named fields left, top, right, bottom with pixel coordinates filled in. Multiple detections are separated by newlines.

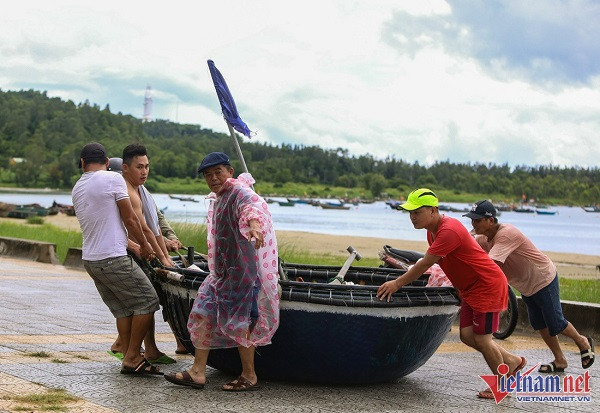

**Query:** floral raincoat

left=188, top=173, right=280, bottom=349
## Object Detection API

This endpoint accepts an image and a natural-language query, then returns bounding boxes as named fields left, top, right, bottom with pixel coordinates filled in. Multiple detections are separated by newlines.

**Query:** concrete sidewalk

left=0, top=256, right=597, bottom=412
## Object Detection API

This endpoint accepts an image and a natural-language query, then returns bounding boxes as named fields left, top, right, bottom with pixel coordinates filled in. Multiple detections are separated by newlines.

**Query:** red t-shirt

left=427, top=216, right=507, bottom=313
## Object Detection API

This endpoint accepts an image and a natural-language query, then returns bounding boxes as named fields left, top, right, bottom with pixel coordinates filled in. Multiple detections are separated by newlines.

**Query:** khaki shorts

left=84, top=255, right=159, bottom=318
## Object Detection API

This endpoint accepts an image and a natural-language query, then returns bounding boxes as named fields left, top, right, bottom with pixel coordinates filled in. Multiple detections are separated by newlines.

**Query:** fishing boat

left=178, top=196, right=199, bottom=203
left=320, top=202, right=351, bottom=210
left=535, top=208, right=558, bottom=215
left=513, top=206, right=535, bottom=213
left=582, top=206, right=600, bottom=213
left=6, top=204, right=52, bottom=218
left=151, top=260, right=459, bottom=384
left=385, top=200, right=401, bottom=210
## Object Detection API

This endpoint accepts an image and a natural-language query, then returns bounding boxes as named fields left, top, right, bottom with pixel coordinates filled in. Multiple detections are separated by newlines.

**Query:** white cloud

left=1, top=0, right=599, bottom=168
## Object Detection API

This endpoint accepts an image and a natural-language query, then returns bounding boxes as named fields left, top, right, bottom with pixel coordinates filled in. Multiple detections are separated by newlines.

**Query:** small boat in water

left=513, top=206, right=535, bottom=213
left=151, top=259, right=459, bottom=384
left=582, top=206, right=600, bottom=213
left=535, top=208, right=558, bottom=215
left=319, top=202, right=351, bottom=210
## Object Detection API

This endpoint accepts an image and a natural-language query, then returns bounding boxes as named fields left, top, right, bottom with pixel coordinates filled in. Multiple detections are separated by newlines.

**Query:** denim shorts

left=521, top=274, right=568, bottom=336
left=250, top=277, right=261, bottom=322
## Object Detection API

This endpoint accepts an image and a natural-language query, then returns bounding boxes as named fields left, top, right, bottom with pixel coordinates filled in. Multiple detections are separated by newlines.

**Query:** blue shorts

left=250, top=278, right=261, bottom=322
left=521, top=275, right=568, bottom=336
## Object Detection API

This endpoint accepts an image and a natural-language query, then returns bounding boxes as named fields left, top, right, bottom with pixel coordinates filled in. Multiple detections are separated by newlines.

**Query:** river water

left=1, top=191, right=599, bottom=256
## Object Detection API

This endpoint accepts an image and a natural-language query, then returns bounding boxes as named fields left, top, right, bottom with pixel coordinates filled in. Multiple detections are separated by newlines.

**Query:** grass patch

left=26, top=215, right=45, bottom=225
left=10, top=388, right=80, bottom=412
left=74, top=354, right=90, bottom=360
left=559, top=278, right=600, bottom=304
left=25, top=351, right=51, bottom=358
left=0, top=222, right=82, bottom=262
left=51, top=358, right=68, bottom=364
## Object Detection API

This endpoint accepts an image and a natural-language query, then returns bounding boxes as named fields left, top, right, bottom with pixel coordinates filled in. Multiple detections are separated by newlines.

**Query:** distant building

left=9, top=157, right=25, bottom=166
left=143, top=85, right=153, bottom=122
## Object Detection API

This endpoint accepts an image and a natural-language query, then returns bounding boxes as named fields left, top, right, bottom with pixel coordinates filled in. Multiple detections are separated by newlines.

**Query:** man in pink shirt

left=466, top=200, right=594, bottom=373
left=377, top=188, right=525, bottom=399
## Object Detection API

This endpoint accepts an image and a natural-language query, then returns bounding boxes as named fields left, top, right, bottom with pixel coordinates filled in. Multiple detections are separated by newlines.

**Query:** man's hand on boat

left=165, top=238, right=184, bottom=252
left=376, top=253, right=442, bottom=302
left=140, top=241, right=155, bottom=261
left=377, top=278, right=404, bottom=302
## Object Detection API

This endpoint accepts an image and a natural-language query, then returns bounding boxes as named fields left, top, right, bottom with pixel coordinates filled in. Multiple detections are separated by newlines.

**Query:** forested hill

left=0, top=89, right=598, bottom=204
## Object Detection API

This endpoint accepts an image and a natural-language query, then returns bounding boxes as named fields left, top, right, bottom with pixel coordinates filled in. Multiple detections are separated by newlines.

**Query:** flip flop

left=175, top=349, right=190, bottom=355
left=477, top=388, right=494, bottom=399
left=223, top=375, right=260, bottom=392
left=510, top=356, right=527, bottom=376
left=538, top=361, right=565, bottom=373
left=165, top=371, right=205, bottom=389
left=581, top=337, right=595, bottom=369
left=107, top=350, right=124, bottom=360
left=148, top=354, right=177, bottom=365
left=120, top=358, right=163, bottom=375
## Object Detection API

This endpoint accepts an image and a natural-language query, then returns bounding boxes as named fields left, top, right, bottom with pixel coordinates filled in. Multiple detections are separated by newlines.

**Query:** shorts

left=250, top=277, right=261, bottom=322
left=521, top=274, right=568, bottom=336
left=128, top=251, right=169, bottom=322
left=84, top=255, right=160, bottom=319
left=459, top=301, right=499, bottom=335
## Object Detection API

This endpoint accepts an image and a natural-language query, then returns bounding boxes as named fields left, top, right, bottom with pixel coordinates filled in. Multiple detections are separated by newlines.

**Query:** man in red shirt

left=377, top=188, right=525, bottom=399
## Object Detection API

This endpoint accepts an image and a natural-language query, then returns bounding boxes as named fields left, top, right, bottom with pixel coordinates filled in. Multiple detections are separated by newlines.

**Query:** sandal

left=581, top=337, right=595, bottom=369
left=477, top=388, right=494, bottom=399
left=165, top=371, right=205, bottom=389
left=148, top=354, right=177, bottom=365
left=538, top=361, right=565, bottom=373
left=510, top=356, right=527, bottom=376
left=120, top=358, right=163, bottom=375
left=107, top=350, right=124, bottom=360
left=222, top=375, right=260, bottom=392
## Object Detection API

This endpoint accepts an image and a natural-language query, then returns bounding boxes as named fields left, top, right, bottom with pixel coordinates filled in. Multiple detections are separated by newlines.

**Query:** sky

left=1, top=0, right=599, bottom=168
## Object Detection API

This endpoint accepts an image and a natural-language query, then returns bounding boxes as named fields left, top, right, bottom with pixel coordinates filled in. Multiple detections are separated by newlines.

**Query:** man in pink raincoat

left=165, top=152, right=279, bottom=391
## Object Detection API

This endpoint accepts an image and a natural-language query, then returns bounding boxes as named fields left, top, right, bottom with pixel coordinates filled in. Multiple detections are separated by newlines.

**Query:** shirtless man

left=121, top=145, right=173, bottom=268
left=108, top=154, right=188, bottom=356
left=111, top=144, right=177, bottom=364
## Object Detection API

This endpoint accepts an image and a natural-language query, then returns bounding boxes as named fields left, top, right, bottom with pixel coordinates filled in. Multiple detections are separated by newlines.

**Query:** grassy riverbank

left=1, top=218, right=598, bottom=303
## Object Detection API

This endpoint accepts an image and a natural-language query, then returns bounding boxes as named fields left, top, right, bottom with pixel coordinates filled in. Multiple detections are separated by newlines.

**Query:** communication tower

left=143, top=85, right=153, bottom=122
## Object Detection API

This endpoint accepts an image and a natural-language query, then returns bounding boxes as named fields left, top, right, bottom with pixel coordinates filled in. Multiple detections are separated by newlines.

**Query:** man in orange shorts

left=377, top=188, right=525, bottom=399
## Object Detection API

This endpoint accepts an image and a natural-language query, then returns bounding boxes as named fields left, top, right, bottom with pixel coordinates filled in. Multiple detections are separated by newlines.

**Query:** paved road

left=0, top=256, right=597, bottom=412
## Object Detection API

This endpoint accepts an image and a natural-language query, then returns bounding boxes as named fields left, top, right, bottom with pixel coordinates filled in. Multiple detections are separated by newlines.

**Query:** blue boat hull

left=155, top=263, right=459, bottom=384
left=206, top=301, right=457, bottom=384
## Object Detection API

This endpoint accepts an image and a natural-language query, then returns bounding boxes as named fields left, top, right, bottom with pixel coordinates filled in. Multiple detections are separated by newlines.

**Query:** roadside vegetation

left=1, top=220, right=597, bottom=304
left=2, top=387, right=80, bottom=412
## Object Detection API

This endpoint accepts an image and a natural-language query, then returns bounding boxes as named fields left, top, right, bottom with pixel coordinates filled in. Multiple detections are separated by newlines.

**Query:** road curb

left=515, top=297, right=600, bottom=341
left=0, top=236, right=59, bottom=264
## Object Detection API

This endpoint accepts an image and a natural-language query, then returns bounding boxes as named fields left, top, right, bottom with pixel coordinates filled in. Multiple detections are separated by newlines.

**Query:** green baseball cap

left=400, top=188, right=439, bottom=211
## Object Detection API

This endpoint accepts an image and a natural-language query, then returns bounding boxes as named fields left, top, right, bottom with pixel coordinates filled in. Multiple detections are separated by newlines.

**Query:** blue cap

left=198, top=152, right=230, bottom=174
